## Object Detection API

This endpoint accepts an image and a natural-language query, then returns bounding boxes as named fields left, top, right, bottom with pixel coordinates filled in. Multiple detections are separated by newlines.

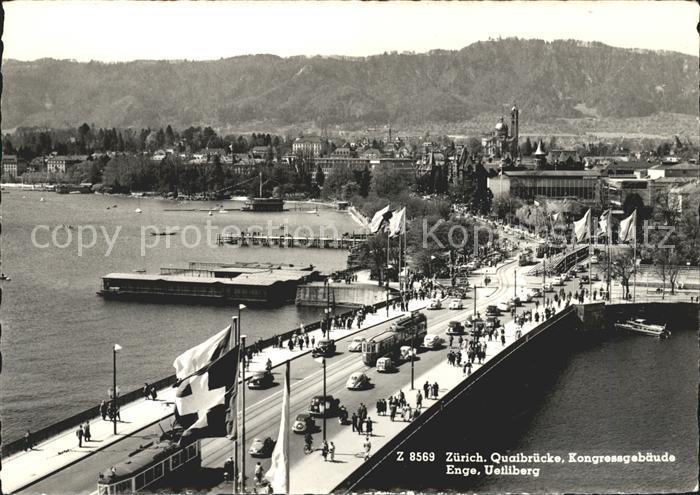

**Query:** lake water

left=0, top=192, right=360, bottom=443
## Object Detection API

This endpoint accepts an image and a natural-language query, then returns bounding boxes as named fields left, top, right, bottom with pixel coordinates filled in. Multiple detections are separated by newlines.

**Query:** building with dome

left=481, top=105, right=520, bottom=160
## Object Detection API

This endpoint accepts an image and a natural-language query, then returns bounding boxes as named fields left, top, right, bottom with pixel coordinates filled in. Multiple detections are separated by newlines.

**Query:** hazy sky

left=4, top=1, right=698, bottom=62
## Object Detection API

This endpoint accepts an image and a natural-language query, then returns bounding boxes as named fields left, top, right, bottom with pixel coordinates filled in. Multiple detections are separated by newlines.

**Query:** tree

left=315, top=165, right=325, bottom=187
left=520, top=137, right=533, bottom=156
left=604, top=252, right=636, bottom=300
left=371, top=165, right=409, bottom=198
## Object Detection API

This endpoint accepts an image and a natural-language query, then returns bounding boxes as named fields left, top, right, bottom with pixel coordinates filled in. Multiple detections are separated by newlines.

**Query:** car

left=591, top=273, right=601, bottom=282
left=543, top=282, right=554, bottom=292
left=446, top=321, right=466, bottom=335
left=576, top=264, right=587, bottom=273
left=509, top=296, right=521, bottom=306
left=347, top=337, right=366, bottom=352
left=485, top=305, right=500, bottom=317
left=520, top=291, right=533, bottom=303
left=590, top=255, right=599, bottom=264
left=248, top=370, right=274, bottom=389
left=496, top=301, right=511, bottom=312
left=311, top=338, right=336, bottom=358
left=531, top=287, right=543, bottom=298
left=448, top=299, right=463, bottom=310
left=427, top=299, right=442, bottom=310
left=249, top=437, right=275, bottom=457
left=562, top=272, right=571, bottom=281
left=580, top=275, right=590, bottom=284
left=346, top=372, right=371, bottom=390
left=399, top=345, right=417, bottom=361
left=309, top=395, right=340, bottom=417
left=422, top=334, right=444, bottom=349
left=552, top=276, right=564, bottom=286
left=376, top=356, right=396, bottom=373
left=293, top=413, right=315, bottom=434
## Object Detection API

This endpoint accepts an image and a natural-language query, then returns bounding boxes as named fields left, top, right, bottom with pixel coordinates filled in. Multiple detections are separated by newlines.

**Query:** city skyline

left=3, top=0, right=698, bottom=62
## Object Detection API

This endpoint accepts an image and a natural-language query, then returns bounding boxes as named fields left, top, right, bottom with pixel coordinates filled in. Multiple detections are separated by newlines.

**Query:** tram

left=362, top=311, right=427, bottom=366
left=97, top=429, right=201, bottom=494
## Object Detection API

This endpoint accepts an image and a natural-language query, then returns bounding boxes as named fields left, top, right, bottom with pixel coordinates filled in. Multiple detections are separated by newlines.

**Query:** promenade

left=2, top=283, right=435, bottom=495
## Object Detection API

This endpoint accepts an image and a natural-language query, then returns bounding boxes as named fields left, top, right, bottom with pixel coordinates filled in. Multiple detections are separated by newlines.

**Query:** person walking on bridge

left=24, top=430, right=33, bottom=451
left=76, top=424, right=84, bottom=448
left=100, top=400, right=108, bottom=420
left=84, top=421, right=92, bottom=442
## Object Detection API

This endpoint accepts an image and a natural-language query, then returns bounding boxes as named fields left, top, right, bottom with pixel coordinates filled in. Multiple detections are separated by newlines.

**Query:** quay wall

left=1, top=295, right=399, bottom=458
left=295, top=283, right=396, bottom=307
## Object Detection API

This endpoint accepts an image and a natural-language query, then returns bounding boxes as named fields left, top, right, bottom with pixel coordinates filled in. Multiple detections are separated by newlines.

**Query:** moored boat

left=615, top=318, right=670, bottom=339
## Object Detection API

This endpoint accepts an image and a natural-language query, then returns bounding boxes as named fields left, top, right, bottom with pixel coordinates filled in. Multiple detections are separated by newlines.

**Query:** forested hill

left=2, top=38, right=697, bottom=130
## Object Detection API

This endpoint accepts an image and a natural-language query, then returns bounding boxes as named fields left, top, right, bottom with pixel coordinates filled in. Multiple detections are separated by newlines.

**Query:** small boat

left=134, top=208, right=143, bottom=214
left=40, top=197, right=45, bottom=202
left=0, top=273, right=11, bottom=281
left=615, top=318, right=670, bottom=339
left=208, top=211, right=213, bottom=216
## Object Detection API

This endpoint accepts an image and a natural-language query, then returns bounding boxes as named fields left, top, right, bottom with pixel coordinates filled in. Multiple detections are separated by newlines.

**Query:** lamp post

left=112, top=344, right=122, bottom=435
left=322, top=357, right=327, bottom=443
left=241, top=334, right=247, bottom=492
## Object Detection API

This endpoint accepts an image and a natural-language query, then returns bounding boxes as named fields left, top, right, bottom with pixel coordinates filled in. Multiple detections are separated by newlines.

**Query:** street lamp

left=112, top=344, right=122, bottom=435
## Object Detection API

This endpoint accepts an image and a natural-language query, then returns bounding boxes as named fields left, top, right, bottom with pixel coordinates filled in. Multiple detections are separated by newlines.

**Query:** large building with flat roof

left=489, top=169, right=603, bottom=204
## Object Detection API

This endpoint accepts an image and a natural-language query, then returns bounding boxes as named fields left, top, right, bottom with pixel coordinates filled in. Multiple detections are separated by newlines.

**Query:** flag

left=266, top=365, right=290, bottom=494
left=173, top=326, right=239, bottom=445
left=369, top=205, right=392, bottom=234
left=597, top=210, right=611, bottom=237
left=618, top=210, right=637, bottom=243
left=388, top=207, right=406, bottom=238
left=573, top=209, right=591, bottom=243
left=551, top=212, right=561, bottom=223
left=113, top=344, right=122, bottom=352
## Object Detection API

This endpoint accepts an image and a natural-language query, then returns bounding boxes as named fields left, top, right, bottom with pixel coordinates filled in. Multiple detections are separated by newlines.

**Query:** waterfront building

left=313, top=156, right=415, bottom=180
left=1, top=155, right=27, bottom=179
left=292, top=135, right=323, bottom=157
left=488, top=169, right=602, bottom=204
left=46, top=155, right=87, bottom=174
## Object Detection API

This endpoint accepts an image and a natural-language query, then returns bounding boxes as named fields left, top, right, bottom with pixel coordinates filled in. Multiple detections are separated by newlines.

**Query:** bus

left=518, top=248, right=533, bottom=266
left=97, top=429, right=201, bottom=494
left=362, top=311, right=427, bottom=366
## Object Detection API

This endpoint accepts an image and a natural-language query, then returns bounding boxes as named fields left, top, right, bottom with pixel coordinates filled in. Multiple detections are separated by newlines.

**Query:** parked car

left=312, top=338, right=336, bottom=358
left=376, top=356, right=396, bottom=373
left=249, top=437, right=275, bottom=457
left=543, top=282, right=554, bottom=292
left=399, top=345, right=417, bottom=361
left=446, top=321, right=466, bottom=335
left=553, top=276, right=565, bottom=286
left=509, top=296, right=521, bottom=306
left=293, top=413, right=315, bottom=434
left=486, top=305, right=500, bottom=317
left=346, top=372, right=371, bottom=390
left=580, top=275, right=590, bottom=284
left=248, top=370, right=274, bottom=389
left=309, top=395, right=340, bottom=418
left=496, top=301, right=511, bottom=312
left=590, top=255, right=599, bottom=264
left=427, top=299, right=442, bottom=310
left=531, top=287, right=543, bottom=298
left=591, top=273, right=601, bottom=282
left=347, top=337, right=366, bottom=352
left=448, top=299, right=464, bottom=310
left=422, top=334, right=444, bottom=349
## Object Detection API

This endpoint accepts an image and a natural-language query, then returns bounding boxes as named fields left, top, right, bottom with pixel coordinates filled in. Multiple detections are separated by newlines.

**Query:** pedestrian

left=423, top=381, right=430, bottom=398
left=76, top=424, right=84, bottom=448
left=432, top=382, right=439, bottom=399
left=363, top=435, right=372, bottom=461
left=501, top=334, right=506, bottom=346
left=416, top=391, right=422, bottom=409
left=322, top=440, right=329, bottom=462
left=366, top=417, right=373, bottom=436
left=255, top=461, right=264, bottom=484
left=143, top=383, right=151, bottom=400
left=224, top=457, right=234, bottom=482
left=329, top=441, right=336, bottom=462
left=390, top=403, right=397, bottom=422
left=24, top=430, right=33, bottom=451
left=100, top=400, right=108, bottom=421
left=351, top=412, right=358, bottom=432
left=449, top=335, right=454, bottom=348
left=150, top=387, right=157, bottom=401
left=311, top=336, right=315, bottom=348
left=84, top=421, right=91, bottom=442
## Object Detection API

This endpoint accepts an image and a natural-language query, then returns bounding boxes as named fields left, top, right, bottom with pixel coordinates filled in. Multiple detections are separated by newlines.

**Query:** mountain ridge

left=2, top=39, right=697, bottom=130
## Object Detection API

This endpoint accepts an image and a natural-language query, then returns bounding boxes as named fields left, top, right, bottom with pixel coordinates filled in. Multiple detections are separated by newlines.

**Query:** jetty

left=215, top=232, right=368, bottom=249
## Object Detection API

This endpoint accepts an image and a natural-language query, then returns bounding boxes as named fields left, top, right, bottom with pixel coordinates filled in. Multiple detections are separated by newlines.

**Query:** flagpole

left=386, top=230, right=390, bottom=316
left=588, top=210, right=592, bottom=299
left=606, top=210, right=611, bottom=301
left=241, top=334, right=247, bottom=492
left=231, top=316, right=239, bottom=494
left=285, top=361, right=290, bottom=495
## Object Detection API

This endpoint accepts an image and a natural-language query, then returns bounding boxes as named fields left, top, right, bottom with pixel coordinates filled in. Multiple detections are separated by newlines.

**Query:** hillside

left=2, top=39, right=697, bottom=130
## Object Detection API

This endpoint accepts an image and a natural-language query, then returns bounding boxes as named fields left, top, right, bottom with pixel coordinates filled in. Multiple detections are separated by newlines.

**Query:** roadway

left=24, top=260, right=521, bottom=495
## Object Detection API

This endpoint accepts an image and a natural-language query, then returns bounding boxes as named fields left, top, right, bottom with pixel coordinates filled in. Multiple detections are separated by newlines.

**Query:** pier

left=215, top=232, right=368, bottom=249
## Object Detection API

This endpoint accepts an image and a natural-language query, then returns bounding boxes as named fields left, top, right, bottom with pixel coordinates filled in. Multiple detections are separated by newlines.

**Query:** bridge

left=4, top=250, right=694, bottom=494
